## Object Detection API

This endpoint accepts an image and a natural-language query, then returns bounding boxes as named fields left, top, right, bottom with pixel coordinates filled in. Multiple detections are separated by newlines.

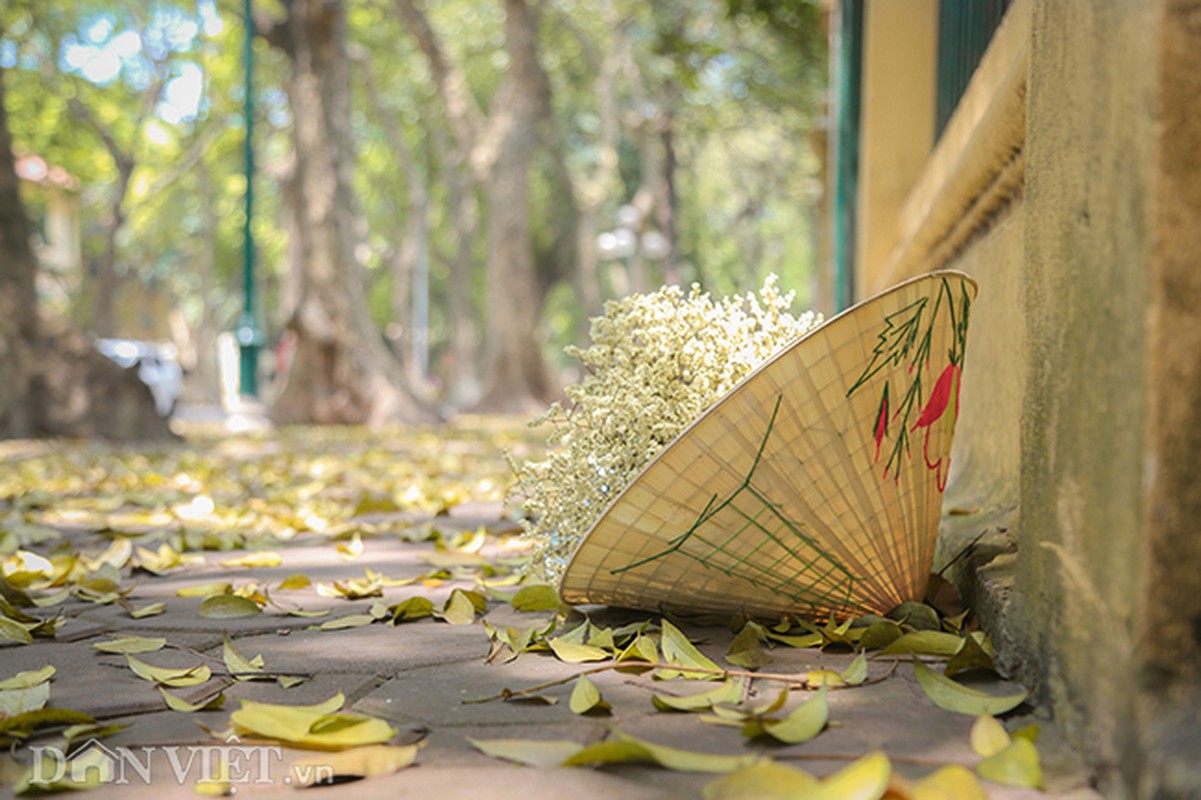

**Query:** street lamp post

left=236, top=0, right=265, bottom=397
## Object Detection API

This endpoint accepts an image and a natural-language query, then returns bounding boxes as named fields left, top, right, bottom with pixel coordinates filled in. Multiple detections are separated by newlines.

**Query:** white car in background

left=96, top=339, right=184, bottom=417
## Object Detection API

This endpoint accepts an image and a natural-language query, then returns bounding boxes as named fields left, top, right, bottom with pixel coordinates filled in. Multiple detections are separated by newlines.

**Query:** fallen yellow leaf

left=229, top=694, right=397, bottom=750
left=976, top=738, right=1043, bottom=789
left=125, top=655, right=212, bottom=687
left=219, top=552, right=282, bottom=569
left=160, top=687, right=225, bottom=712
left=0, top=682, right=49, bottom=716
left=569, top=675, right=610, bottom=715
left=566, top=732, right=759, bottom=773
left=549, top=638, right=609, bottom=664
left=912, top=764, right=988, bottom=800
left=198, top=594, right=262, bottom=619
left=128, top=602, right=165, bottom=618
left=511, top=584, right=561, bottom=611
left=796, top=751, right=890, bottom=800
left=970, top=713, right=1011, bottom=758
left=659, top=618, right=721, bottom=680
left=653, top=678, right=744, bottom=713
left=222, top=637, right=265, bottom=678
left=914, top=662, right=1027, bottom=716
left=91, top=636, right=166, bottom=654
left=703, top=760, right=817, bottom=799
left=0, top=665, right=55, bottom=690
left=277, top=574, right=312, bottom=590
left=176, top=581, right=231, bottom=598
left=806, top=669, right=845, bottom=687
left=468, top=737, right=585, bottom=768
left=755, top=687, right=828, bottom=745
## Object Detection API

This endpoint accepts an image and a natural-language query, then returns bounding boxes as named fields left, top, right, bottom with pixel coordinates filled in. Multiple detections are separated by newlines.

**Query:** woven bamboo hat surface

left=559, top=271, right=978, bottom=621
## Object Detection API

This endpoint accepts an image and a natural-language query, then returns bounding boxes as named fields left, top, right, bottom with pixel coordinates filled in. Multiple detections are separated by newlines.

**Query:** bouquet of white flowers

left=512, top=276, right=822, bottom=584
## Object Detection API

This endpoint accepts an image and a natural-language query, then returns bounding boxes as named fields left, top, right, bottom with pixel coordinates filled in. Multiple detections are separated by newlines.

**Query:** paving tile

left=3, top=640, right=212, bottom=718
left=412, top=721, right=610, bottom=767
left=0, top=513, right=1102, bottom=800
left=354, top=659, right=582, bottom=728
left=71, top=673, right=387, bottom=749
left=333, top=763, right=687, bottom=800
left=88, top=709, right=221, bottom=749
left=0, top=753, right=682, bottom=800
left=73, top=598, right=324, bottom=635
left=51, top=621, right=110, bottom=643
left=136, top=541, right=442, bottom=590
left=227, top=618, right=490, bottom=674
left=220, top=670, right=383, bottom=708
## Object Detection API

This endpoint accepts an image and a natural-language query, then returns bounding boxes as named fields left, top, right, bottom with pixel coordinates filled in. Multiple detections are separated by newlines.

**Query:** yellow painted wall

left=855, top=0, right=938, bottom=293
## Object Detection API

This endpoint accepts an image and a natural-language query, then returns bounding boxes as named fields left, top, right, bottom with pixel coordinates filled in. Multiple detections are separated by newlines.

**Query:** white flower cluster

left=514, top=275, right=822, bottom=584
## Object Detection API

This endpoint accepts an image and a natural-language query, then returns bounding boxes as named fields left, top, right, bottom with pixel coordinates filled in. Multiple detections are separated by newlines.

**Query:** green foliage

left=3, top=0, right=827, bottom=402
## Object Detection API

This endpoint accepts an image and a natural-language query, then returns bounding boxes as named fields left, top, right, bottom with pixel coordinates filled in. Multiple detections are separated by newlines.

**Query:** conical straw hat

left=559, top=271, right=977, bottom=621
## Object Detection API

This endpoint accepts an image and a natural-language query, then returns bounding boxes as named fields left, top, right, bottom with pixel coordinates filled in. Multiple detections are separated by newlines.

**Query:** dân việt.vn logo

left=26, top=735, right=334, bottom=791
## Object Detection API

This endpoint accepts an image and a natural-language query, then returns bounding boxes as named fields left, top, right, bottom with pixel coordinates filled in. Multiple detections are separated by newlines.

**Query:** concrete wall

left=1018, top=2, right=1153, bottom=790
left=1016, top=2, right=1201, bottom=795
left=1137, top=2, right=1201, bottom=795
left=842, top=0, right=1201, bottom=795
left=969, top=1, right=1201, bottom=795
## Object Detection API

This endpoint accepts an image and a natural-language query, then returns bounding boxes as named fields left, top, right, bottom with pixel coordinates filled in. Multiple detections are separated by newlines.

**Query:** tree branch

left=67, top=98, right=134, bottom=177
left=142, top=119, right=228, bottom=199
left=464, top=659, right=901, bottom=704
left=348, top=46, right=421, bottom=191
left=392, top=0, right=485, bottom=155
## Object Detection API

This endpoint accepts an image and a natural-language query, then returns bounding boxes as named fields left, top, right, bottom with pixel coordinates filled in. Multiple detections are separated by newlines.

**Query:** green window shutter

left=935, top=0, right=1012, bottom=139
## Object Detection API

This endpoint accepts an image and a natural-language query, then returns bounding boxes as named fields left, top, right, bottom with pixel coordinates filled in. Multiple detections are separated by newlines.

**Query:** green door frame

left=833, top=0, right=863, bottom=312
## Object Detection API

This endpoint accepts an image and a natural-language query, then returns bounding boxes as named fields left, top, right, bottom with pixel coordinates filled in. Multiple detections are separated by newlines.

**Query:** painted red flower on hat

left=873, top=385, right=889, bottom=464
left=847, top=276, right=973, bottom=489
left=911, top=362, right=961, bottom=492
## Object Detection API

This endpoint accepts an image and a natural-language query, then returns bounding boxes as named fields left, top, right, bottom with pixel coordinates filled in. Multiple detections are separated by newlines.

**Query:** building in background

left=15, top=152, right=83, bottom=314
left=824, top=1, right=1201, bottom=797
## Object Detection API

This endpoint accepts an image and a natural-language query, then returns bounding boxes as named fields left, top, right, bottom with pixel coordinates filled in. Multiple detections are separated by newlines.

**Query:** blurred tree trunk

left=0, top=66, right=169, bottom=441
left=68, top=71, right=167, bottom=339
left=474, top=0, right=556, bottom=411
left=724, top=138, right=768, bottom=284
left=188, top=160, right=222, bottom=404
left=395, top=0, right=554, bottom=413
left=145, top=125, right=225, bottom=405
left=656, top=109, right=680, bottom=286
left=269, top=0, right=437, bottom=425
left=0, top=67, right=44, bottom=438
left=278, top=152, right=304, bottom=330
left=357, top=54, right=427, bottom=393
left=91, top=197, right=124, bottom=339
left=68, top=98, right=138, bottom=339
left=535, top=134, right=581, bottom=316
left=620, top=19, right=682, bottom=292
left=478, top=81, right=553, bottom=411
left=551, top=1, right=623, bottom=335
left=442, top=137, right=481, bottom=407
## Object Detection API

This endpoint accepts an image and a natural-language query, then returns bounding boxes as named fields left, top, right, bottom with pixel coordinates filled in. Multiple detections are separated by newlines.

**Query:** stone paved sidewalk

left=0, top=496, right=1103, bottom=800
left=0, top=416, right=1105, bottom=800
